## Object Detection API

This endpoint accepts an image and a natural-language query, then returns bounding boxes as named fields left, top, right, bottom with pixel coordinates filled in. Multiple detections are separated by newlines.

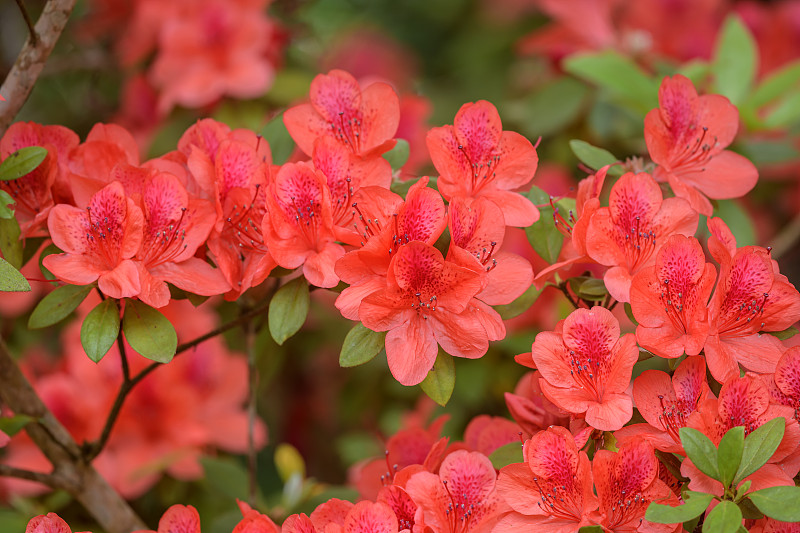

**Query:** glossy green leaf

left=0, top=414, right=36, bottom=437
left=718, top=426, right=744, bottom=488
left=576, top=278, right=608, bottom=300
left=748, top=486, right=800, bottom=522
left=420, top=351, right=455, bottom=406
left=577, top=527, right=604, bottom=533
left=568, top=140, right=622, bottom=175
left=563, top=50, right=659, bottom=112
left=495, top=284, right=542, bottom=320
left=680, top=427, right=720, bottom=480
left=711, top=14, right=757, bottom=105
left=200, top=456, right=249, bottom=500
left=0, top=190, right=14, bottom=219
left=523, top=77, right=588, bottom=137
left=624, top=302, right=638, bottom=326
left=0, top=216, right=22, bottom=269
left=735, top=417, right=785, bottom=484
left=339, top=323, right=386, bottom=367
left=0, top=257, right=30, bottom=292
left=28, top=284, right=92, bottom=328
left=646, top=491, right=713, bottom=524
left=524, top=186, right=564, bottom=264
left=269, top=277, right=310, bottom=345
left=0, top=146, right=48, bottom=181
left=702, top=501, right=742, bottom=533
left=737, top=497, right=763, bottom=520
left=383, top=139, right=410, bottom=170
left=80, top=299, right=120, bottom=363
left=488, top=442, right=523, bottom=470
left=122, top=299, right=177, bottom=363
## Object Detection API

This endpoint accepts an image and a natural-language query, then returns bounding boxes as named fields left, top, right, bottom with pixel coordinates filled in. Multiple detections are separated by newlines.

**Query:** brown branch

left=14, top=0, right=38, bottom=46
left=0, top=463, right=63, bottom=487
left=0, top=338, right=146, bottom=533
left=0, top=0, right=77, bottom=135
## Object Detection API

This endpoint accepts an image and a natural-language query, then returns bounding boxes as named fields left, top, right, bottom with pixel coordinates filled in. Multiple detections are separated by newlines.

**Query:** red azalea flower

left=406, top=450, right=503, bottom=532
left=427, top=100, right=539, bottom=227
left=614, top=355, right=713, bottom=454
left=232, top=501, right=280, bottom=533
left=703, top=219, right=800, bottom=382
left=495, top=426, right=599, bottom=531
left=645, top=74, right=758, bottom=215
left=26, top=513, right=91, bottom=533
left=0, top=121, right=79, bottom=235
left=585, top=171, right=697, bottom=303
left=44, top=181, right=144, bottom=299
left=359, top=241, right=493, bottom=386
left=446, top=195, right=533, bottom=305
left=530, top=306, right=638, bottom=431
left=134, top=504, right=200, bottom=533
left=284, top=69, right=400, bottom=159
left=629, top=235, right=715, bottom=359
left=593, top=438, right=680, bottom=532
left=262, top=161, right=345, bottom=288
left=334, top=177, right=445, bottom=320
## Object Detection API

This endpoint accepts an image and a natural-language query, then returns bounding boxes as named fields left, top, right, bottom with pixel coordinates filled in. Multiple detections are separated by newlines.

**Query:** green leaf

left=382, top=139, right=410, bottom=170
left=260, top=112, right=295, bottom=165
left=711, top=14, right=757, bottom=105
left=646, top=491, right=714, bottom=524
left=524, top=186, right=564, bottom=264
left=339, top=323, right=386, bottom=367
left=717, top=426, right=745, bottom=489
left=0, top=216, right=22, bottom=269
left=80, top=299, right=120, bottom=363
left=38, top=243, right=60, bottom=281
left=577, top=527, right=604, bottom=533
left=737, top=497, right=763, bottom=520
left=576, top=278, right=608, bottom=300
left=568, top=140, right=622, bottom=175
left=747, top=60, right=800, bottom=110
left=769, top=326, right=799, bottom=341
left=735, top=417, right=785, bottom=484
left=268, top=277, right=310, bottom=345
left=763, top=91, right=800, bottom=128
left=522, top=77, right=589, bottom=137
left=0, top=257, right=30, bottom=292
left=488, top=442, right=523, bottom=469
left=563, top=50, right=659, bottom=112
left=680, top=427, right=720, bottom=480
left=420, top=351, right=455, bottom=406
left=495, top=284, right=542, bottom=320
left=702, top=501, right=742, bottom=533
left=122, top=299, right=177, bottom=363
left=28, top=284, right=92, bottom=328
left=0, top=414, right=36, bottom=436
left=200, top=456, right=249, bottom=500
left=715, top=200, right=755, bottom=247
left=0, top=190, right=14, bottom=219
left=624, top=302, right=638, bottom=326
left=0, top=146, right=48, bottom=181
left=748, top=486, right=800, bottom=522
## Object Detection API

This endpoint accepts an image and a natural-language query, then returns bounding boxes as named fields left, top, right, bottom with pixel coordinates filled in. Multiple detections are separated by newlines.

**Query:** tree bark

left=0, top=339, right=147, bottom=533
left=0, top=0, right=78, bottom=136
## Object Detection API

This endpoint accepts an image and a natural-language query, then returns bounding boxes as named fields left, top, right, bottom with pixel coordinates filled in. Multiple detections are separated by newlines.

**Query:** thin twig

left=0, top=463, right=59, bottom=487
left=771, top=210, right=800, bottom=260
left=557, top=281, right=581, bottom=310
left=13, top=0, right=38, bottom=46
left=0, top=0, right=77, bottom=135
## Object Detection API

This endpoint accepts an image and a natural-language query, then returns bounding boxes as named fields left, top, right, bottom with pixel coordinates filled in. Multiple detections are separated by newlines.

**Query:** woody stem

left=557, top=281, right=581, bottom=310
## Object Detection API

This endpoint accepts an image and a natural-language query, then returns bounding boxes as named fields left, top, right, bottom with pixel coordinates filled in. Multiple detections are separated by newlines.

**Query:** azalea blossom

left=528, top=306, right=638, bottom=431
left=614, top=355, right=713, bottom=454
left=593, top=438, right=679, bottom=532
left=584, top=171, right=697, bottom=302
left=284, top=69, right=400, bottom=159
left=26, top=513, right=90, bottom=533
left=406, top=449, right=503, bottom=532
left=427, top=100, right=539, bottom=227
left=645, top=74, right=758, bottom=215
left=44, top=181, right=144, bottom=299
left=358, top=241, right=496, bottom=386
left=133, top=504, right=200, bottom=533
left=495, top=425, right=599, bottom=531
left=629, top=235, right=715, bottom=359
